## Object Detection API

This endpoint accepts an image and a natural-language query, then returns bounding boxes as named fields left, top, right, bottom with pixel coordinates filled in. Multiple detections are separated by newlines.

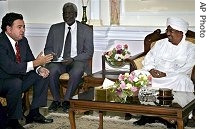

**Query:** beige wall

left=124, top=0, right=194, bottom=12
left=1, top=0, right=195, bottom=26
left=120, top=0, right=195, bottom=26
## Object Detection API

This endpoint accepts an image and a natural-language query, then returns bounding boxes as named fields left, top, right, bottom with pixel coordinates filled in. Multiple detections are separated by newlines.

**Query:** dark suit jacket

left=0, top=32, right=35, bottom=79
left=44, top=21, right=94, bottom=74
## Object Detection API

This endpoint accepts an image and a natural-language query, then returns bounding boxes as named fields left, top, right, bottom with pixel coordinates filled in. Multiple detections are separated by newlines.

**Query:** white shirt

left=5, top=33, right=34, bottom=73
left=60, top=22, right=77, bottom=59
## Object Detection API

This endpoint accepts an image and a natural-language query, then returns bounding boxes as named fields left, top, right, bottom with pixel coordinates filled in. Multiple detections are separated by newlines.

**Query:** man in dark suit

left=0, top=12, right=54, bottom=129
left=44, top=2, right=94, bottom=113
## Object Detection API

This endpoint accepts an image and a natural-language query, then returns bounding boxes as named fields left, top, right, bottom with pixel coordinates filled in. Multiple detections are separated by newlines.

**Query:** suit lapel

left=57, top=23, right=65, bottom=57
left=76, top=22, right=83, bottom=53
left=3, top=33, right=17, bottom=60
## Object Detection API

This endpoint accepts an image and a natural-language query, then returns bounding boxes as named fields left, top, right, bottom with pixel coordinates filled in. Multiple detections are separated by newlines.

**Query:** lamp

left=81, top=0, right=90, bottom=24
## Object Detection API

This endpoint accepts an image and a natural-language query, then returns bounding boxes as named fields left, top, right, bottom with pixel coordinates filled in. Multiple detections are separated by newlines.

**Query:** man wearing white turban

left=133, top=17, right=195, bottom=127
left=142, top=17, right=194, bottom=92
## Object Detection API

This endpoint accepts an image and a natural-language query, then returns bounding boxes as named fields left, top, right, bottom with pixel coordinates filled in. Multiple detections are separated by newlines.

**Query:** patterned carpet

left=23, top=112, right=195, bottom=129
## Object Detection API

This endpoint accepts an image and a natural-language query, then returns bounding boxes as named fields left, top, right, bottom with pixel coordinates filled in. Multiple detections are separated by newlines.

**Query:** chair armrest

left=125, top=52, right=146, bottom=72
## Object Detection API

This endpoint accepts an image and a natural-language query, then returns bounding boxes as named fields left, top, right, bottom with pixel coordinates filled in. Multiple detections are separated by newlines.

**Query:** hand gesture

left=33, top=51, right=53, bottom=67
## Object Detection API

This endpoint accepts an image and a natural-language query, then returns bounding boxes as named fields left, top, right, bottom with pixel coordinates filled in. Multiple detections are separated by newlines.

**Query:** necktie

left=15, top=42, right=21, bottom=63
left=63, top=27, right=71, bottom=59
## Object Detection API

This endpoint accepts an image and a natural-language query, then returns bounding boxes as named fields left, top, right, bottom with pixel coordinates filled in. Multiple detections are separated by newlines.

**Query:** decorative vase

left=81, top=6, right=87, bottom=24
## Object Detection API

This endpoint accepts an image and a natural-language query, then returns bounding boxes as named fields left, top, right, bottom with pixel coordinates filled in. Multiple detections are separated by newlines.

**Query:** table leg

left=69, top=109, right=76, bottom=129
left=98, top=111, right=103, bottom=129
left=177, top=119, right=184, bottom=129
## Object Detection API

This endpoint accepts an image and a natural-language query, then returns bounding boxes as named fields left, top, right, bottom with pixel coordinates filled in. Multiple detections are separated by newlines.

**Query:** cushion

left=134, top=56, right=145, bottom=70
left=0, top=97, right=7, bottom=106
left=59, top=72, right=88, bottom=80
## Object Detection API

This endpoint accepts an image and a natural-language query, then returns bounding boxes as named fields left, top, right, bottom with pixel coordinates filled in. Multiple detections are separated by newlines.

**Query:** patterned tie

left=15, top=42, right=21, bottom=63
left=63, top=27, right=71, bottom=59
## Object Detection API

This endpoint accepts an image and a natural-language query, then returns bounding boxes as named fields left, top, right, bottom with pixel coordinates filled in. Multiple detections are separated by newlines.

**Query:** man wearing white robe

left=133, top=17, right=195, bottom=127
left=142, top=17, right=195, bottom=92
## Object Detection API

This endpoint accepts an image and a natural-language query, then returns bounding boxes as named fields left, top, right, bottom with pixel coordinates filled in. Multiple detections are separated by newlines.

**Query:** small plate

left=51, top=60, right=66, bottom=63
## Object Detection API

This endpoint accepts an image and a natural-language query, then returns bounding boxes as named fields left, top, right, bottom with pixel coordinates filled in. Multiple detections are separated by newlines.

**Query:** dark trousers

left=0, top=71, right=49, bottom=120
left=0, top=103, right=7, bottom=129
left=47, top=61, right=84, bottom=102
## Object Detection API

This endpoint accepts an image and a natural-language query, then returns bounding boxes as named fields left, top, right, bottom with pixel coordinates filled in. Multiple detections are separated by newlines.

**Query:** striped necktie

left=15, top=42, right=21, bottom=63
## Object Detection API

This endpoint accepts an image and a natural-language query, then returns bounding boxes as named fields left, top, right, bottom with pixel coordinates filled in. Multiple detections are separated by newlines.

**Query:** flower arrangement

left=104, top=44, right=131, bottom=67
left=110, top=70, right=151, bottom=103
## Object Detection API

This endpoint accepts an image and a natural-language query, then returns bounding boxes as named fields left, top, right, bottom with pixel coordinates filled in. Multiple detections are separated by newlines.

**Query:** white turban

left=166, top=17, right=189, bottom=34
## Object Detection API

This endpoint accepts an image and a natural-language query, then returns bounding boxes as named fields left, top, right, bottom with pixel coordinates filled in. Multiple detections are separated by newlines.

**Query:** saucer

left=158, top=99, right=173, bottom=105
left=51, top=60, right=66, bottom=63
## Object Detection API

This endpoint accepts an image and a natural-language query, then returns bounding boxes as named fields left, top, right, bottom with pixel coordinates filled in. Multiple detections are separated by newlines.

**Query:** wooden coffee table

left=69, top=91, right=195, bottom=129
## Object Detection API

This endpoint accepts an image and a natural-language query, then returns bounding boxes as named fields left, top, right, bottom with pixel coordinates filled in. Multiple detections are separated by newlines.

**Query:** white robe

left=141, top=36, right=195, bottom=92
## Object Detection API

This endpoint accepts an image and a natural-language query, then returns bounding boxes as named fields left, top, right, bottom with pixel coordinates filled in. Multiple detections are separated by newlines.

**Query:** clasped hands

left=149, top=69, right=166, bottom=78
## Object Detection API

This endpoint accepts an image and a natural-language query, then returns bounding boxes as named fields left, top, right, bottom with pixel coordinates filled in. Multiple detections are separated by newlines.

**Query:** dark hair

left=1, top=12, right=23, bottom=32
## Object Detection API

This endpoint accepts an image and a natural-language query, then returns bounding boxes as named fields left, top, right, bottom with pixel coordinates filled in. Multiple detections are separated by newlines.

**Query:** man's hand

left=33, top=52, right=53, bottom=67
left=149, top=69, right=166, bottom=78
left=38, top=67, right=50, bottom=78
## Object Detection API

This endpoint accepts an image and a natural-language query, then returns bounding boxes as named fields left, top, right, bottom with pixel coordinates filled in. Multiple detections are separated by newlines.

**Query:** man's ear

left=6, top=26, right=12, bottom=33
left=75, top=12, right=77, bottom=17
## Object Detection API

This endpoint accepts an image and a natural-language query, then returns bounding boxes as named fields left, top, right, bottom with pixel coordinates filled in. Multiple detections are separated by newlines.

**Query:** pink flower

left=124, top=44, right=128, bottom=49
left=124, top=54, right=130, bottom=59
left=116, top=49, right=123, bottom=54
left=118, top=74, right=125, bottom=81
left=131, top=86, right=138, bottom=92
left=116, top=44, right=122, bottom=50
left=148, top=75, right=152, bottom=82
left=128, top=74, right=134, bottom=82
left=120, top=81, right=126, bottom=89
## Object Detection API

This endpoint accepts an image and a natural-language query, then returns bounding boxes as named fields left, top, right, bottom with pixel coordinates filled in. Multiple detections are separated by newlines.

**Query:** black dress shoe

left=133, top=116, right=177, bottom=129
left=48, top=101, right=61, bottom=112
left=133, top=116, right=152, bottom=126
left=6, top=120, right=25, bottom=129
left=124, top=113, right=132, bottom=120
left=62, top=101, right=70, bottom=113
left=26, top=113, right=53, bottom=124
left=133, top=118, right=146, bottom=126
left=6, top=124, right=25, bottom=129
